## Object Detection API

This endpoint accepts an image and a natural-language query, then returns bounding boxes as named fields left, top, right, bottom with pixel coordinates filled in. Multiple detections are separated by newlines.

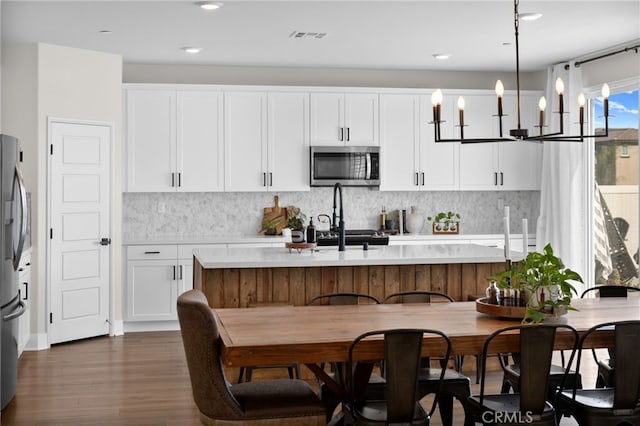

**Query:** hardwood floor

left=2, top=331, right=594, bottom=425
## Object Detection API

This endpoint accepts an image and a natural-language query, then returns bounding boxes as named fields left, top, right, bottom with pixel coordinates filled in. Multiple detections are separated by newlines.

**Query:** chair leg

left=237, top=367, right=245, bottom=383
left=245, top=367, right=253, bottom=382
left=501, top=376, right=511, bottom=394
left=437, top=392, right=454, bottom=426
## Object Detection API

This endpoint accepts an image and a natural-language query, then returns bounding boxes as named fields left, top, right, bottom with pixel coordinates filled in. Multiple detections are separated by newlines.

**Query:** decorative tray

left=285, top=242, right=316, bottom=253
left=475, top=297, right=526, bottom=319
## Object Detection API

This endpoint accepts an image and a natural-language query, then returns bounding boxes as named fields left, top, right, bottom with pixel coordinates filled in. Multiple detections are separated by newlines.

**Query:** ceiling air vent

left=289, top=31, right=327, bottom=39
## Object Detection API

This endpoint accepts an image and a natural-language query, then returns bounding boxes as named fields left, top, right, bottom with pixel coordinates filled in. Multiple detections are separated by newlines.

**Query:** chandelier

left=431, top=0, right=610, bottom=144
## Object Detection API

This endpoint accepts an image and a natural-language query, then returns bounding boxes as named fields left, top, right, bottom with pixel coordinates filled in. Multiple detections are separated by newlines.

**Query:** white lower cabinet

left=17, top=250, right=31, bottom=356
left=126, top=244, right=220, bottom=322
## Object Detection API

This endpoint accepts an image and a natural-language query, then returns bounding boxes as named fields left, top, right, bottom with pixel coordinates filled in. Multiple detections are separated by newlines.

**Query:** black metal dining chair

left=580, top=284, right=640, bottom=388
left=383, top=291, right=472, bottom=426
left=346, top=328, right=452, bottom=425
left=307, top=292, right=382, bottom=422
left=555, top=320, right=640, bottom=425
left=467, top=323, right=579, bottom=426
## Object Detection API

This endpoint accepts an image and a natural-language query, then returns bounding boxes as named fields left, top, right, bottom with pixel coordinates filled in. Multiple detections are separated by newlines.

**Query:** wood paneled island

left=193, top=244, right=517, bottom=308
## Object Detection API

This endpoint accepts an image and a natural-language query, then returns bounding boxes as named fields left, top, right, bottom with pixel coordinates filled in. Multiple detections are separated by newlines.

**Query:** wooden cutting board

left=260, top=195, right=287, bottom=234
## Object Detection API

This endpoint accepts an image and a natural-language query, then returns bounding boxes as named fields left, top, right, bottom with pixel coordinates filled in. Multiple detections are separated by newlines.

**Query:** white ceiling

left=2, top=0, right=639, bottom=72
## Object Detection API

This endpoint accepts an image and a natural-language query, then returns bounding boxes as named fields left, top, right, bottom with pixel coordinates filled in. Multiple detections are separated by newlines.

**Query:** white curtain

left=536, top=62, right=588, bottom=293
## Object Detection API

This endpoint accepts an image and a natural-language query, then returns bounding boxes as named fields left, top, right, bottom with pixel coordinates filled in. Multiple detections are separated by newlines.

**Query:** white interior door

left=49, top=121, right=111, bottom=344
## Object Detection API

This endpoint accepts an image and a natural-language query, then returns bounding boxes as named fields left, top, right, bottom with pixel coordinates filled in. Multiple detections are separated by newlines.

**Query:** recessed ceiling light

left=182, top=47, right=203, bottom=54
left=196, top=1, right=223, bottom=10
left=432, top=53, right=451, bottom=60
left=520, top=12, right=542, bottom=21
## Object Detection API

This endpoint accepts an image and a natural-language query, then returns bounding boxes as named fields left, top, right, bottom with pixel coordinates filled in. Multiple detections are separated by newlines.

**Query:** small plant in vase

left=428, top=211, right=461, bottom=234
left=489, top=243, right=583, bottom=323
left=286, top=206, right=307, bottom=243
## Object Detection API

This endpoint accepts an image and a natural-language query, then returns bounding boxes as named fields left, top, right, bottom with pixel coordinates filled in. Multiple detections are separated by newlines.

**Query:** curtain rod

left=565, top=44, right=640, bottom=69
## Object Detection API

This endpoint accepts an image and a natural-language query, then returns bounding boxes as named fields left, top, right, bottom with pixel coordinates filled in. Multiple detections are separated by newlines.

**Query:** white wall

left=124, top=63, right=547, bottom=91
left=581, top=48, right=640, bottom=88
left=2, top=42, right=122, bottom=346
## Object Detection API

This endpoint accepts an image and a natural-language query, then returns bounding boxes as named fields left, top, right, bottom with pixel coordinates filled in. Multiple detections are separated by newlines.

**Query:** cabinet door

left=420, top=94, right=459, bottom=190
left=18, top=253, right=31, bottom=356
left=310, top=93, right=345, bottom=145
left=499, top=93, right=542, bottom=190
left=344, top=93, right=379, bottom=146
left=267, top=92, right=310, bottom=191
left=177, top=91, right=224, bottom=192
left=179, top=259, right=193, bottom=295
left=127, top=260, right=178, bottom=321
left=379, top=94, right=420, bottom=191
left=458, top=94, right=501, bottom=190
left=224, top=92, right=268, bottom=191
left=127, top=90, right=176, bottom=192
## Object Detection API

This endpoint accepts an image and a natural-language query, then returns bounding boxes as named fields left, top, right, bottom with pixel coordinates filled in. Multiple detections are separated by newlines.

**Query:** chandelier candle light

left=430, top=0, right=611, bottom=144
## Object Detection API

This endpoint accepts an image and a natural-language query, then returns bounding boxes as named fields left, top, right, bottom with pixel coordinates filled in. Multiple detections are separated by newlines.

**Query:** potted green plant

left=286, top=206, right=306, bottom=242
left=489, top=243, right=583, bottom=323
left=427, top=211, right=461, bottom=234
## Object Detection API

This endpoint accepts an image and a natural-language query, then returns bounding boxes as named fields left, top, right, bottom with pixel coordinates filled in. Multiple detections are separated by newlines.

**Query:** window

left=592, top=88, right=639, bottom=285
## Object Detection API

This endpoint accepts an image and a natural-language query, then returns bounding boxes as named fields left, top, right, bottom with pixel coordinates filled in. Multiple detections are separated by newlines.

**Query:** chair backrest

left=307, top=292, right=380, bottom=306
left=572, top=320, right=640, bottom=410
left=383, top=290, right=454, bottom=304
left=177, top=289, right=243, bottom=420
left=348, top=328, right=451, bottom=423
left=580, top=285, right=640, bottom=298
left=480, top=324, right=579, bottom=413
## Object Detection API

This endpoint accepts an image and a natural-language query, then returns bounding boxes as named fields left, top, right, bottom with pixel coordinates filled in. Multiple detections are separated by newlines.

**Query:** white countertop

left=194, top=243, right=522, bottom=268
left=123, top=234, right=290, bottom=245
left=122, top=233, right=532, bottom=246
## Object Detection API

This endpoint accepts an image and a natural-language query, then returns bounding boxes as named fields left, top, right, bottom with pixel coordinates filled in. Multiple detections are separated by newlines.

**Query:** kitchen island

left=193, top=244, right=518, bottom=308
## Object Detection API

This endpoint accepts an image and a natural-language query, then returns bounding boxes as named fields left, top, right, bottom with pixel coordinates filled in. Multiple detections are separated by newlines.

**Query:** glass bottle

left=306, top=217, right=316, bottom=244
left=486, top=281, right=500, bottom=305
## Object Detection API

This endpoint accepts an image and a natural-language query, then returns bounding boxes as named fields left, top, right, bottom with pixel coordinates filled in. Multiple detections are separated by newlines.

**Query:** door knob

left=100, top=238, right=111, bottom=246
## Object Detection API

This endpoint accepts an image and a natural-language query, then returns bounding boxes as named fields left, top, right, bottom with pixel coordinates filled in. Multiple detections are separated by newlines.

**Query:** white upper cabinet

left=267, top=92, right=310, bottom=192
left=310, top=92, right=379, bottom=146
left=126, top=88, right=224, bottom=192
left=177, top=91, right=224, bottom=192
left=379, top=94, right=420, bottom=191
left=379, top=93, right=458, bottom=191
left=127, top=90, right=176, bottom=192
left=419, top=94, right=459, bottom=190
left=458, top=92, right=542, bottom=190
left=225, top=91, right=310, bottom=192
left=224, top=91, right=268, bottom=191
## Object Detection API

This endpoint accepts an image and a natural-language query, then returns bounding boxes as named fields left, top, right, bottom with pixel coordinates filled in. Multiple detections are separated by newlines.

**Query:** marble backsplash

left=123, top=189, right=540, bottom=239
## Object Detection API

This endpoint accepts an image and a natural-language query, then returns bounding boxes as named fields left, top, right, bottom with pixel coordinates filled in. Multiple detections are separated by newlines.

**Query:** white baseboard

left=123, top=321, right=180, bottom=333
left=24, top=333, right=50, bottom=351
left=110, top=320, right=124, bottom=336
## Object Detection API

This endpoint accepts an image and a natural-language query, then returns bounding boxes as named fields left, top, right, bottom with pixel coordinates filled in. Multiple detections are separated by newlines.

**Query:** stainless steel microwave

left=310, top=146, right=380, bottom=187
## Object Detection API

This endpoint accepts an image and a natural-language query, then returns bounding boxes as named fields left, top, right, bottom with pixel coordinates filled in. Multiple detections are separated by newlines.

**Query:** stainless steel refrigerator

left=0, top=134, right=28, bottom=410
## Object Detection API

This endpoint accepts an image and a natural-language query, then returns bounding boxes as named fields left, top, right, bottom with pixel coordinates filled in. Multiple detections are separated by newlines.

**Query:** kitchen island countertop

left=194, top=243, right=521, bottom=269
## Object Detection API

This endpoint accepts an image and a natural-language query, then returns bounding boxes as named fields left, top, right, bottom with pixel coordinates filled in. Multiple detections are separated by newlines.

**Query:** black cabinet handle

left=144, top=251, right=161, bottom=254
left=415, top=172, right=419, bottom=186
left=500, top=172, right=504, bottom=186
left=171, top=172, right=175, bottom=187
left=22, top=282, right=28, bottom=300
left=178, top=173, right=182, bottom=187
left=269, top=172, right=273, bottom=187
left=494, top=172, right=498, bottom=186
left=100, top=238, right=111, bottom=246
left=263, top=172, right=267, bottom=187
left=421, top=172, right=425, bottom=186
left=339, top=127, right=344, bottom=141
left=346, top=127, right=350, bottom=141
left=173, top=265, right=176, bottom=280
left=179, top=265, right=183, bottom=280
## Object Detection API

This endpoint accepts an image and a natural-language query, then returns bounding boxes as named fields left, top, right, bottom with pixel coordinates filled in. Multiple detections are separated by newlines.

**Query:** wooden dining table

left=216, top=297, right=640, bottom=368
left=215, top=296, right=640, bottom=419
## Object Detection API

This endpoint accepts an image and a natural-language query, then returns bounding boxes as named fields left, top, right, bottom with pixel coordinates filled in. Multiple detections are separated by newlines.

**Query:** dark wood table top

left=215, top=297, right=640, bottom=367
